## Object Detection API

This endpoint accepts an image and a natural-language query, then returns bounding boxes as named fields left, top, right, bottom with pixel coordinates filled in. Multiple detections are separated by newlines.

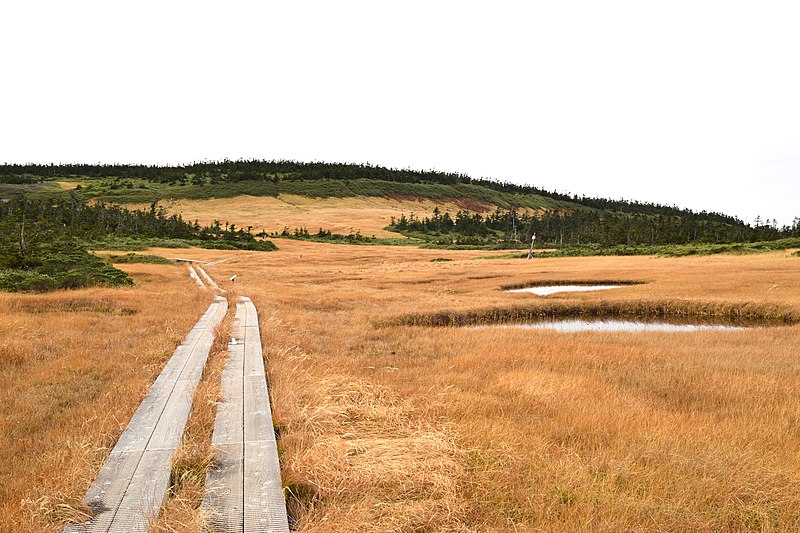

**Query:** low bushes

left=102, top=253, right=173, bottom=265
left=0, top=250, right=132, bottom=292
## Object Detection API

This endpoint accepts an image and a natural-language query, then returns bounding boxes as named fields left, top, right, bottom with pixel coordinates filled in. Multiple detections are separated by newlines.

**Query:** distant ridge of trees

left=0, top=160, right=747, bottom=226
left=391, top=207, right=800, bottom=248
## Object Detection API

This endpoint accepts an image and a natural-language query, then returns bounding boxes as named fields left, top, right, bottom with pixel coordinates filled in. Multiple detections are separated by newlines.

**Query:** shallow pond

left=506, top=285, right=621, bottom=296
left=494, top=319, right=747, bottom=333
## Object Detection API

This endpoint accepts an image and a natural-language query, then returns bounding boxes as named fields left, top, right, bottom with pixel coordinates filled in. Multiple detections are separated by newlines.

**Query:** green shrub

left=103, top=253, right=174, bottom=264
left=0, top=270, right=58, bottom=292
left=91, top=237, right=278, bottom=252
left=0, top=251, right=132, bottom=292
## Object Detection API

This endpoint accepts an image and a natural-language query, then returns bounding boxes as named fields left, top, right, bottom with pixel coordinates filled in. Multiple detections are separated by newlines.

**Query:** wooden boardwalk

left=65, top=296, right=228, bottom=533
left=202, top=297, right=289, bottom=532
left=189, top=265, right=207, bottom=290
left=196, top=266, right=223, bottom=292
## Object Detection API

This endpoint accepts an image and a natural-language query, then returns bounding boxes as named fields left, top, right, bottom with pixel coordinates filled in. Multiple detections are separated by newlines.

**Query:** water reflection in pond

left=495, top=320, right=747, bottom=333
left=507, top=285, right=621, bottom=296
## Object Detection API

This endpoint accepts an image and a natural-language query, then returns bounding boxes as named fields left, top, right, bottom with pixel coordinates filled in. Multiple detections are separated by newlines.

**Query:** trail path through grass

left=196, top=266, right=223, bottom=292
left=64, top=296, right=227, bottom=532
left=188, top=266, right=206, bottom=290
left=202, top=296, right=289, bottom=532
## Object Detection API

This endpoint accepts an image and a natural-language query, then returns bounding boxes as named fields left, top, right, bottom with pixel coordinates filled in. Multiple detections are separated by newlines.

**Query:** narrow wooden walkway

left=189, top=265, right=207, bottom=290
left=196, top=266, right=224, bottom=292
left=65, top=296, right=228, bottom=532
left=202, top=297, right=289, bottom=532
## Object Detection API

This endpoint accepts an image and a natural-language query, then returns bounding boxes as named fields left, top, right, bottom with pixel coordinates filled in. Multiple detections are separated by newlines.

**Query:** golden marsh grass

left=0, top=263, right=212, bottom=531
left=3, top=239, right=800, bottom=531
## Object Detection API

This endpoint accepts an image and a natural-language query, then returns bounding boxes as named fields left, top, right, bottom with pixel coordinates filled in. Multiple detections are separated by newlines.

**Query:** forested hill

left=2, top=160, right=798, bottom=247
left=0, top=160, right=745, bottom=224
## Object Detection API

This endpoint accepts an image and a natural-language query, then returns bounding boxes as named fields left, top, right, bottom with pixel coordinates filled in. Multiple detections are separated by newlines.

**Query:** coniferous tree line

left=0, top=198, right=133, bottom=291
left=391, top=208, right=800, bottom=247
left=0, top=196, right=273, bottom=244
left=0, top=197, right=276, bottom=291
left=0, top=160, right=754, bottom=225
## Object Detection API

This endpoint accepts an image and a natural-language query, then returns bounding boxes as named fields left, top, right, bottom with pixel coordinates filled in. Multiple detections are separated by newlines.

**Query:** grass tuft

left=500, top=279, right=646, bottom=291
left=20, top=494, right=91, bottom=526
left=386, top=300, right=799, bottom=328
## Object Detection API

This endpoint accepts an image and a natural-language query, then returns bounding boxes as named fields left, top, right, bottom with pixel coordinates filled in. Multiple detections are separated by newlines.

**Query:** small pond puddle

left=507, top=285, right=621, bottom=296
left=487, top=320, right=747, bottom=333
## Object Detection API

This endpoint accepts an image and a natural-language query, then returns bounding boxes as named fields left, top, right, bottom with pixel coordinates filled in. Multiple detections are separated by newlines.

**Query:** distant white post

left=526, top=233, right=536, bottom=259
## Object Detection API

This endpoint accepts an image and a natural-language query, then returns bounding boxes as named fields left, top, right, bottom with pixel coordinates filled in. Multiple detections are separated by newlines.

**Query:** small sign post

left=526, top=233, right=536, bottom=259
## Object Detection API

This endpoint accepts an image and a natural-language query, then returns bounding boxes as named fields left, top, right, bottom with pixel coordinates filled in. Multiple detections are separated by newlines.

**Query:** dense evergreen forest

left=0, top=160, right=766, bottom=225
left=390, top=208, right=800, bottom=247
left=0, top=196, right=275, bottom=292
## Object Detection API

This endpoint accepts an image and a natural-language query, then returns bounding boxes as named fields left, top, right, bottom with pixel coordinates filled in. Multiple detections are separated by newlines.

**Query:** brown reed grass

left=0, top=263, right=212, bottom=531
left=388, top=299, right=799, bottom=328
left=499, top=279, right=646, bottom=291
left=217, top=239, right=800, bottom=531
left=4, top=237, right=800, bottom=531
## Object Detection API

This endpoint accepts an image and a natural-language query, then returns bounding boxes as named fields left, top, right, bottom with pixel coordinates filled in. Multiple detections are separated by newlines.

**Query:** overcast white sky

left=1, top=1, right=798, bottom=226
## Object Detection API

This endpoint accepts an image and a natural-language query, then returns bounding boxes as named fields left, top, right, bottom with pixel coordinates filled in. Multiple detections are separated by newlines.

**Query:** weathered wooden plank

left=242, top=297, right=258, bottom=329
left=112, top=384, right=173, bottom=453
left=202, top=443, right=244, bottom=532
left=64, top=451, right=142, bottom=532
left=212, top=344, right=244, bottom=447
left=64, top=297, right=227, bottom=532
left=203, top=296, right=288, bottom=532
left=243, top=338, right=264, bottom=376
left=110, top=449, right=174, bottom=531
left=146, top=380, right=194, bottom=450
left=188, top=265, right=206, bottom=289
left=196, top=266, right=224, bottom=292
left=244, top=441, right=287, bottom=533
left=236, top=299, right=249, bottom=328
left=244, top=376, right=274, bottom=444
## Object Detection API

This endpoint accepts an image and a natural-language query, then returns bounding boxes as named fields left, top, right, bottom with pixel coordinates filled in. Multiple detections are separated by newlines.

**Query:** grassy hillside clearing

left=125, top=194, right=542, bottom=239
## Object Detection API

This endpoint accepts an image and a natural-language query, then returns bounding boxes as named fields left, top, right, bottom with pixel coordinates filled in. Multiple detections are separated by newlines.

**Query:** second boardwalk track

left=203, top=297, right=289, bottom=532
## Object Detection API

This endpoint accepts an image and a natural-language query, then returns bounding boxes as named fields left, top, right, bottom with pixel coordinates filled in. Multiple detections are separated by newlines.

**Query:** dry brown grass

left=209, top=240, right=800, bottom=531
left=129, top=194, right=499, bottom=238
left=0, top=262, right=212, bottom=531
left=5, top=238, right=800, bottom=531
